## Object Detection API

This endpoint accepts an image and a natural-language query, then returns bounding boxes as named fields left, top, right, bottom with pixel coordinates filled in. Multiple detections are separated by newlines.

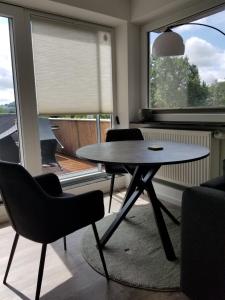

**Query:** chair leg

left=63, top=236, right=67, bottom=251
left=35, top=244, right=47, bottom=300
left=92, top=223, right=109, bottom=280
left=3, top=233, right=19, bottom=284
left=57, top=161, right=63, bottom=171
left=108, top=174, right=115, bottom=213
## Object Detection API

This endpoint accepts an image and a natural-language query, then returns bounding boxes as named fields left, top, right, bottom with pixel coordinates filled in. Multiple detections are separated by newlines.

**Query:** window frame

left=142, top=3, right=225, bottom=123
left=0, top=3, right=116, bottom=178
left=0, top=3, right=42, bottom=174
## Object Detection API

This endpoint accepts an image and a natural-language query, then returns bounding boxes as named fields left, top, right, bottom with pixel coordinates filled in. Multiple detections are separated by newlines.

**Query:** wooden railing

left=50, top=118, right=110, bottom=157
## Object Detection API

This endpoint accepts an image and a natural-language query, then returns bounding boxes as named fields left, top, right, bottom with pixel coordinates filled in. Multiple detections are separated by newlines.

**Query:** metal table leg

left=146, top=182, right=177, bottom=261
left=100, top=167, right=144, bottom=247
left=100, top=165, right=177, bottom=261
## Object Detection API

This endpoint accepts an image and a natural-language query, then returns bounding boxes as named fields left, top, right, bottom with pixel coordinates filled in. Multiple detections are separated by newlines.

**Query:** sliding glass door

left=0, top=3, right=114, bottom=178
left=30, top=15, right=113, bottom=178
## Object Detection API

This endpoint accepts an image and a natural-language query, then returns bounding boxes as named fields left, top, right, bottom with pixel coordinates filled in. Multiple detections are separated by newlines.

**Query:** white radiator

left=141, top=128, right=220, bottom=187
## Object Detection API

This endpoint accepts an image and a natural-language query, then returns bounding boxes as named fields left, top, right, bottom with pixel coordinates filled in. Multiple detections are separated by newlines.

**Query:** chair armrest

left=44, top=190, right=105, bottom=243
left=181, top=186, right=225, bottom=300
left=34, top=173, right=63, bottom=196
left=201, top=175, right=225, bottom=191
left=54, top=190, right=104, bottom=223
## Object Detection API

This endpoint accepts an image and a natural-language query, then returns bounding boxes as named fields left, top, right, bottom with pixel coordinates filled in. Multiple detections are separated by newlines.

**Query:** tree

left=149, top=56, right=209, bottom=108
left=187, top=65, right=209, bottom=107
left=208, top=81, right=225, bottom=106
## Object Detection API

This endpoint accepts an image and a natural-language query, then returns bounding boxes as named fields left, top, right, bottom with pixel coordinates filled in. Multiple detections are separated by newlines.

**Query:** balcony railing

left=0, top=114, right=110, bottom=176
left=42, top=118, right=110, bottom=175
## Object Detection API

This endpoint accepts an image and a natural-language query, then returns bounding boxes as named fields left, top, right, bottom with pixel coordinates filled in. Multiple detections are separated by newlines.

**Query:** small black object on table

left=77, top=140, right=209, bottom=261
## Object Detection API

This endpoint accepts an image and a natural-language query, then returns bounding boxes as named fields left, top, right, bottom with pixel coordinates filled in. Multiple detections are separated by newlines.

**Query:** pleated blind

left=31, top=16, right=113, bottom=114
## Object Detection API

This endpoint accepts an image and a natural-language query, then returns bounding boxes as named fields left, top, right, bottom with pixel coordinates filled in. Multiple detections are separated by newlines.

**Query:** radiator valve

left=213, top=130, right=225, bottom=139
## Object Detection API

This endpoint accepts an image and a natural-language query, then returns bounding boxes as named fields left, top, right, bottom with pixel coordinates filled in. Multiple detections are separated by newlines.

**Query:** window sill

left=60, top=171, right=109, bottom=188
left=130, top=120, right=225, bottom=131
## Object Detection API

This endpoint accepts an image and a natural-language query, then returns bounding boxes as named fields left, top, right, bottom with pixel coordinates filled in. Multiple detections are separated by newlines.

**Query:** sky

left=0, top=17, right=14, bottom=105
left=150, top=9, right=225, bottom=85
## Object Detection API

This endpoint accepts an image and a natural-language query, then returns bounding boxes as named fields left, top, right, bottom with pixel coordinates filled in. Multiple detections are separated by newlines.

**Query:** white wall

left=114, top=22, right=141, bottom=126
left=131, top=0, right=225, bottom=25
left=2, top=0, right=129, bottom=26
left=127, top=23, right=141, bottom=122
left=52, top=0, right=130, bottom=21
left=114, top=23, right=129, bottom=128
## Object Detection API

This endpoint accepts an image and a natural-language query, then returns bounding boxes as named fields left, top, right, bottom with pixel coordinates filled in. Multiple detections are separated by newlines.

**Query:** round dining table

left=76, top=140, right=209, bottom=261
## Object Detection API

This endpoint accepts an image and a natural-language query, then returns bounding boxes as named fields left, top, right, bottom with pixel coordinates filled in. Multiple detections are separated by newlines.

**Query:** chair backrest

left=0, top=136, right=19, bottom=163
left=104, top=128, right=144, bottom=174
left=38, top=117, right=57, bottom=141
left=0, top=161, right=50, bottom=242
left=0, top=114, right=16, bottom=135
left=106, top=128, right=144, bottom=142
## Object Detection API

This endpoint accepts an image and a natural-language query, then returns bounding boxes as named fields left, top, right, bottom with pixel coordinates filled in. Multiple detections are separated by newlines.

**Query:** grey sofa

left=181, top=184, right=225, bottom=300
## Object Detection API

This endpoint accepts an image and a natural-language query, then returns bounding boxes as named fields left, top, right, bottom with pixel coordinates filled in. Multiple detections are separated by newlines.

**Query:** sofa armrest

left=201, top=175, right=225, bottom=191
left=181, top=186, right=225, bottom=300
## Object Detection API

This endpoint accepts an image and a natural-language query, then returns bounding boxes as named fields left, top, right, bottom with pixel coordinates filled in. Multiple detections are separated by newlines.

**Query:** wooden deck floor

left=42, top=153, right=97, bottom=175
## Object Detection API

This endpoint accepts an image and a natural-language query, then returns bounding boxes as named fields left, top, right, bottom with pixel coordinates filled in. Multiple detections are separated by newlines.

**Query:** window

left=31, top=15, right=113, bottom=178
left=148, top=8, right=225, bottom=110
left=0, top=16, right=21, bottom=164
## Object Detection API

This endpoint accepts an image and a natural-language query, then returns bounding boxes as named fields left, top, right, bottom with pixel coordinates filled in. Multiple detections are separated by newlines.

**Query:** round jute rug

left=82, top=204, right=181, bottom=291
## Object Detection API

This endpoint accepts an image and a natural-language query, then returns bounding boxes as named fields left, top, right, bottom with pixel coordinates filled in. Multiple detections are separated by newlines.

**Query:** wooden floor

left=0, top=190, right=190, bottom=300
left=42, top=153, right=97, bottom=175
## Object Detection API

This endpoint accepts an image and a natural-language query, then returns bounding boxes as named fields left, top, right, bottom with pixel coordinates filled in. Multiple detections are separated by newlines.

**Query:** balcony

left=43, top=117, right=111, bottom=176
left=0, top=115, right=111, bottom=177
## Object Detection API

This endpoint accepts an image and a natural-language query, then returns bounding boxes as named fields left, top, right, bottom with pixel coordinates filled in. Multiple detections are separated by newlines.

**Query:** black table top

left=76, top=140, right=209, bottom=166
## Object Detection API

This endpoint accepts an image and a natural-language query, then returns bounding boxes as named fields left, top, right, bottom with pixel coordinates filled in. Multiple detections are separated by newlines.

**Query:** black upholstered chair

left=0, top=124, right=19, bottom=163
left=38, top=117, right=63, bottom=169
left=0, top=161, right=108, bottom=300
left=181, top=186, right=225, bottom=300
left=104, top=128, right=144, bottom=213
left=0, top=116, right=63, bottom=169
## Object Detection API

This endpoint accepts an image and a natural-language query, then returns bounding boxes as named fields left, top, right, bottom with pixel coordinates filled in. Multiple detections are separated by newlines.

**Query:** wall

left=52, top=0, right=130, bottom=22
left=4, top=0, right=225, bottom=126
left=2, top=0, right=129, bottom=26
left=131, top=0, right=225, bottom=25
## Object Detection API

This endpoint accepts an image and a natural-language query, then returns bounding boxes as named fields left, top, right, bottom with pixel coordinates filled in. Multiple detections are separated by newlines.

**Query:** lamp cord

left=169, top=22, right=225, bottom=36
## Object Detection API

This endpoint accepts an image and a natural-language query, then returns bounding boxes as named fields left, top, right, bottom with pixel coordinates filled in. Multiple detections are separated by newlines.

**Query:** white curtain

left=31, top=16, right=113, bottom=114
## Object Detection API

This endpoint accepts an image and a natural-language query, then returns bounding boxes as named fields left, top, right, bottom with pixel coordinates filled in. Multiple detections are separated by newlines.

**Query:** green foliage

left=208, top=81, right=225, bottom=106
left=0, top=102, right=16, bottom=113
left=149, top=56, right=210, bottom=108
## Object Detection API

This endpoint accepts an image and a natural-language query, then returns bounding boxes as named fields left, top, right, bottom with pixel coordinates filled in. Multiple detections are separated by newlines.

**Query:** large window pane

left=30, top=14, right=113, bottom=177
left=31, top=16, right=113, bottom=114
left=0, top=16, right=21, bottom=163
left=38, top=115, right=111, bottom=176
left=149, top=8, right=225, bottom=109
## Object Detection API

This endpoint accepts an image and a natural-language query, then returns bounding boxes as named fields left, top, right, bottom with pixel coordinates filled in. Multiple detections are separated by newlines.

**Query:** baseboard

left=0, top=204, right=9, bottom=224
left=153, top=181, right=184, bottom=207
left=64, top=175, right=126, bottom=195
left=125, top=174, right=184, bottom=207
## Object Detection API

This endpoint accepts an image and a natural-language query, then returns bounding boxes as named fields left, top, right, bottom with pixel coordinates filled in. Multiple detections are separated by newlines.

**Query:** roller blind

left=31, top=16, right=113, bottom=114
